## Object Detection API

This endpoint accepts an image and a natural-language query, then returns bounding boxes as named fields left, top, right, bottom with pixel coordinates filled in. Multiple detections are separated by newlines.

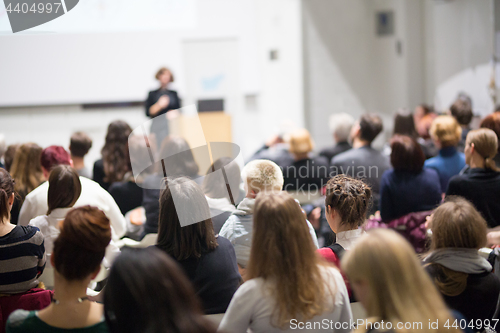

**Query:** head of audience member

left=429, top=115, right=462, bottom=149
left=393, top=111, right=418, bottom=138
left=350, top=114, right=384, bottom=147
left=40, top=146, right=72, bottom=179
left=342, top=229, right=461, bottom=333
left=156, top=177, right=217, bottom=261
left=202, top=157, right=241, bottom=203
left=156, top=67, right=174, bottom=88
left=390, top=135, right=425, bottom=173
left=47, top=165, right=82, bottom=215
left=288, top=129, right=314, bottom=160
left=414, top=104, right=436, bottom=139
left=324, top=175, right=371, bottom=234
left=450, top=97, right=473, bottom=128
left=127, top=135, right=155, bottom=183
left=102, top=120, right=132, bottom=184
left=464, top=128, right=499, bottom=171
left=242, top=159, right=283, bottom=199
left=10, top=143, right=45, bottom=199
left=0, top=168, right=16, bottom=223
left=104, top=248, right=216, bottom=333
left=329, top=113, right=355, bottom=144
left=157, top=135, right=199, bottom=179
left=247, top=191, right=333, bottom=328
left=69, top=132, right=92, bottom=161
left=52, top=206, right=111, bottom=286
left=4, top=144, right=19, bottom=172
left=480, top=111, right=500, bottom=156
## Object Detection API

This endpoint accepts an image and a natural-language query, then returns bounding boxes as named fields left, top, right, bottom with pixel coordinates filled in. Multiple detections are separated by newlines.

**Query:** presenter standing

left=145, top=67, right=181, bottom=148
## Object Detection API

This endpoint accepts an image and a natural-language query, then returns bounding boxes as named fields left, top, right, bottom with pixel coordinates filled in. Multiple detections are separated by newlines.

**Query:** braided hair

left=325, top=175, right=371, bottom=228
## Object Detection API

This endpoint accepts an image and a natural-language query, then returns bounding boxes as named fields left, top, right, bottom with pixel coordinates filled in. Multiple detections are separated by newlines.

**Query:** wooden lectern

left=169, top=111, right=232, bottom=173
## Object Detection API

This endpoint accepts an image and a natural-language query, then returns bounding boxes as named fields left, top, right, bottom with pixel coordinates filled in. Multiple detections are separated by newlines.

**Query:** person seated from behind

left=380, top=135, right=442, bottom=222
left=202, top=157, right=241, bottom=234
left=69, top=131, right=93, bottom=179
left=18, top=146, right=126, bottom=240
left=331, top=114, right=390, bottom=213
left=424, top=197, right=500, bottom=323
left=93, top=120, right=132, bottom=192
left=104, top=248, right=217, bottom=333
left=446, top=128, right=500, bottom=228
left=247, top=134, right=295, bottom=169
left=142, top=135, right=201, bottom=236
left=4, top=144, right=20, bottom=172
left=0, top=168, right=45, bottom=294
left=480, top=111, right=500, bottom=167
left=7, top=206, right=111, bottom=332
left=319, top=112, right=354, bottom=162
left=424, top=115, right=465, bottom=193
left=219, top=191, right=352, bottom=333
left=220, top=159, right=318, bottom=279
left=342, top=229, right=463, bottom=333
left=449, top=95, right=473, bottom=153
left=9, top=143, right=45, bottom=224
left=282, top=129, right=329, bottom=192
left=155, top=177, right=240, bottom=314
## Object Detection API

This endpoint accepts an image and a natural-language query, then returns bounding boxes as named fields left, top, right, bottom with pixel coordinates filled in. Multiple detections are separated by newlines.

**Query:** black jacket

left=145, top=89, right=181, bottom=118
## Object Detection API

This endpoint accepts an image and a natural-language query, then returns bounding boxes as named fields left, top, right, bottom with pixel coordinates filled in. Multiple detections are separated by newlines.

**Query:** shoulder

left=331, top=148, right=356, bottom=164
left=317, top=247, right=340, bottom=266
left=381, top=169, right=394, bottom=180
left=28, top=215, right=48, bottom=228
left=216, top=235, right=232, bottom=248
left=6, top=309, right=36, bottom=331
left=311, top=155, right=329, bottom=166
left=422, top=167, right=439, bottom=178
left=424, top=156, right=439, bottom=167
left=24, top=181, right=48, bottom=201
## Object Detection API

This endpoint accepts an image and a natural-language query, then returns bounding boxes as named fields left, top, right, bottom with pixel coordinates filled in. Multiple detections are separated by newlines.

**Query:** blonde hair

left=466, top=128, right=499, bottom=171
left=242, top=159, right=283, bottom=194
left=289, top=129, right=314, bottom=155
left=155, top=67, right=174, bottom=82
left=342, top=229, right=460, bottom=333
left=10, top=143, right=44, bottom=201
left=428, top=197, right=488, bottom=296
left=430, top=115, right=462, bottom=147
left=247, top=192, right=334, bottom=328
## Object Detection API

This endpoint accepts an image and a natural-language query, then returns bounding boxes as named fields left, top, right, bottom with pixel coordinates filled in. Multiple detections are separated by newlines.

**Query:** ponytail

left=0, top=168, right=15, bottom=223
left=485, top=156, right=499, bottom=172
left=0, top=188, right=10, bottom=222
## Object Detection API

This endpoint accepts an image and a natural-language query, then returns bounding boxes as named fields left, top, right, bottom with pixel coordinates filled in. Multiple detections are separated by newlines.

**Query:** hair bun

left=60, top=206, right=111, bottom=252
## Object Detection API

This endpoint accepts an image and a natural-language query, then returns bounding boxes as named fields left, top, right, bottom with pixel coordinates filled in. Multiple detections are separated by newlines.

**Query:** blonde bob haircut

left=247, top=191, right=335, bottom=328
left=430, top=115, right=462, bottom=148
left=466, top=128, right=499, bottom=171
left=242, top=159, right=283, bottom=194
left=342, top=229, right=460, bottom=333
left=155, top=67, right=174, bottom=82
left=289, top=129, right=314, bottom=155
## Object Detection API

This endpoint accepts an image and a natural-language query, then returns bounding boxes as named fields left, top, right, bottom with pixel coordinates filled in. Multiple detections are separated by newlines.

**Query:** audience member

left=424, top=197, right=500, bottom=323
left=380, top=135, right=442, bottom=222
left=282, top=129, right=329, bottom=191
left=424, top=115, right=465, bottom=192
left=104, top=248, right=216, bottom=333
left=155, top=177, right=240, bottom=314
left=219, top=191, right=352, bottom=333
left=142, top=135, right=201, bottom=236
left=319, top=112, right=354, bottom=162
left=69, top=131, right=93, bottom=179
left=414, top=104, right=438, bottom=159
left=479, top=111, right=500, bottom=167
left=4, top=144, right=20, bottom=172
left=446, top=128, right=500, bottom=228
left=93, top=120, right=132, bottom=191
left=202, top=157, right=241, bottom=234
left=0, top=168, right=45, bottom=294
left=9, top=143, right=45, bottom=224
left=248, top=134, right=295, bottom=169
left=331, top=114, right=390, bottom=213
left=19, top=146, right=126, bottom=239
left=342, top=229, right=462, bottom=333
left=220, top=159, right=318, bottom=278
left=7, top=206, right=111, bottom=332
left=450, top=97, right=473, bottom=152
left=108, top=135, right=148, bottom=215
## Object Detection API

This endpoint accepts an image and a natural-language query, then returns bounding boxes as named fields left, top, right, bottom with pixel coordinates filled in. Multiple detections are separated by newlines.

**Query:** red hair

left=41, top=146, right=71, bottom=171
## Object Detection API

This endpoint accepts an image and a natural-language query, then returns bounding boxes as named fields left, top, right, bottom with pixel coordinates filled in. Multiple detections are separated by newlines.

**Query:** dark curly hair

left=101, top=120, right=132, bottom=184
left=325, top=175, right=372, bottom=228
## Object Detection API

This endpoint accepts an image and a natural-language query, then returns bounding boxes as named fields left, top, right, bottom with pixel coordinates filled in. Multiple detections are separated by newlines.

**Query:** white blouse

left=219, top=265, right=352, bottom=333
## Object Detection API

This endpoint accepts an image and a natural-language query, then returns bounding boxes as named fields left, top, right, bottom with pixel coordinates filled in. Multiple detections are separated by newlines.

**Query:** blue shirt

left=424, top=146, right=465, bottom=192
left=380, top=168, right=442, bottom=222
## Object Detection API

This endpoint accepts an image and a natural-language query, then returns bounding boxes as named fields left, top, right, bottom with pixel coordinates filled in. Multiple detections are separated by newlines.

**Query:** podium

left=169, top=111, right=233, bottom=174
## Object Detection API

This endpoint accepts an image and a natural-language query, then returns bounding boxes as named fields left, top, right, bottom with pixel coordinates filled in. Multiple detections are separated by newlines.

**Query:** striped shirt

left=0, top=225, right=46, bottom=294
